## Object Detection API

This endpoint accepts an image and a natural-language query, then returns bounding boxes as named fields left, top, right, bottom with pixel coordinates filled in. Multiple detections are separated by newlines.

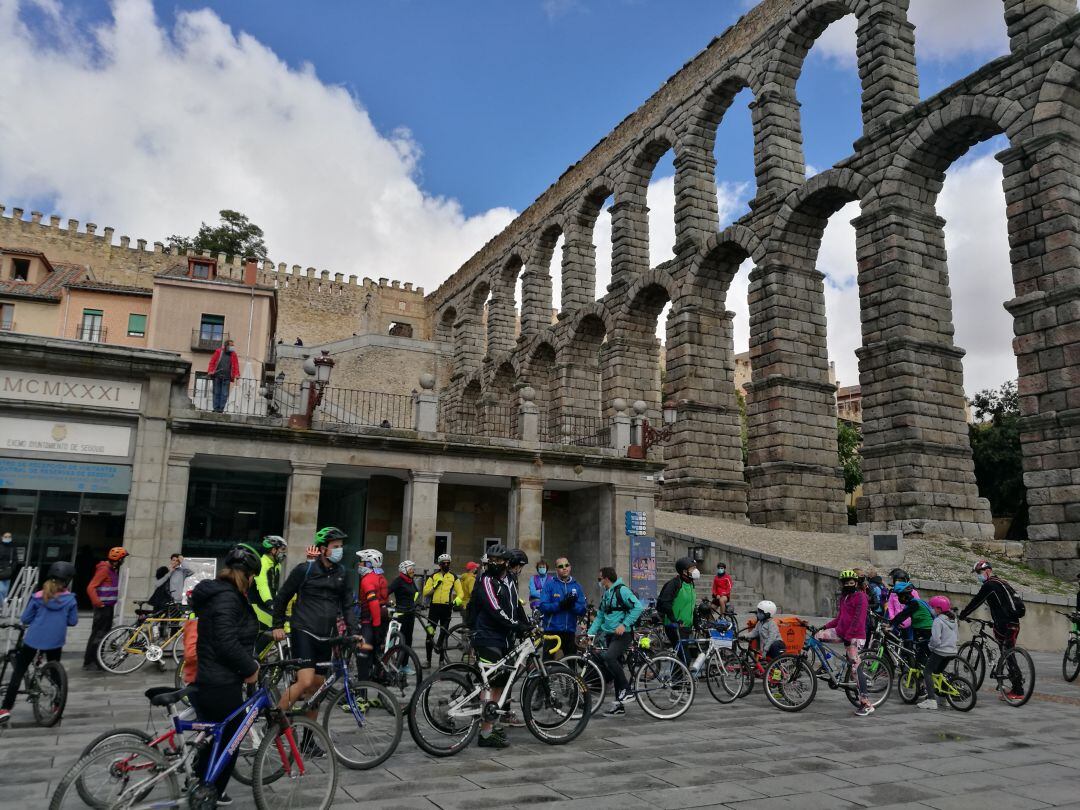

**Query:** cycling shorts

left=473, top=644, right=510, bottom=688
left=291, top=630, right=332, bottom=669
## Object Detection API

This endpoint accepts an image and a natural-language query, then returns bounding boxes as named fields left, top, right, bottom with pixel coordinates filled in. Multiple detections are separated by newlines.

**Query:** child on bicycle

left=740, top=600, right=784, bottom=664
left=890, top=582, right=934, bottom=671
left=0, top=561, right=78, bottom=724
left=816, top=569, right=873, bottom=716
left=918, top=595, right=958, bottom=711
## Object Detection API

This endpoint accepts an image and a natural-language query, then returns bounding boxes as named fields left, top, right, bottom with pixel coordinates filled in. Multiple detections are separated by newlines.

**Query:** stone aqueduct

left=427, top=0, right=1080, bottom=574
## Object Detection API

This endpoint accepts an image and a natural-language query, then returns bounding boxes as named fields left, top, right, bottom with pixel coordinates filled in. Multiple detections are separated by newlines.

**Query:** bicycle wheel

left=897, top=667, right=923, bottom=704
left=704, top=651, right=739, bottom=705
left=957, top=640, right=985, bottom=690
left=321, top=680, right=403, bottom=770
left=998, top=647, right=1036, bottom=707
left=762, top=655, right=818, bottom=712
left=844, top=654, right=892, bottom=708
left=97, top=625, right=149, bottom=675
left=78, top=727, right=153, bottom=760
left=169, top=627, right=185, bottom=666
left=252, top=716, right=337, bottom=810
left=441, top=624, right=474, bottom=664
left=559, top=655, right=607, bottom=715
left=50, top=742, right=179, bottom=810
left=633, top=655, right=694, bottom=720
left=521, top=668, right=590, bottom=744
left=380, top=643, right=423, bottom=702
left=942, top=672, right=977, bottom=712
left=406, top=670, right=480, bottom=757
left=32, top=661, right=68, bottom=727
left=1063, top=639, right=1080, bottom=682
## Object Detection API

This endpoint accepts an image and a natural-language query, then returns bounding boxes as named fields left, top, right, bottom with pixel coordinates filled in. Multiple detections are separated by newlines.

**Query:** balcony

left=191, top=329, right=230, bottom=352
left=0, top=321, right=15, bottom=332
left=73, top=324, right=107, bottom=343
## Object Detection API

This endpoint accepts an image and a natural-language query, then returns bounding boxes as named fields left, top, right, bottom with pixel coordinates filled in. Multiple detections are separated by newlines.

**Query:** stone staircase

left=653, top=540, right=763, bottom=619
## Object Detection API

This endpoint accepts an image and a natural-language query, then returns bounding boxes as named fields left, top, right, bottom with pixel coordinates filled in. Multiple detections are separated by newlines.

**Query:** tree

left=837, top=419, right=863, bottom=494
left=968, top=380, right=1027, bottom=534
left=167, top=209, right=268, bottom=260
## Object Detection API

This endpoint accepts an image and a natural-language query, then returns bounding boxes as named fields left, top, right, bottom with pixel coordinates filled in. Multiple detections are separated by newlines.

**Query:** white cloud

left=0, top=0, right=515, bottom=291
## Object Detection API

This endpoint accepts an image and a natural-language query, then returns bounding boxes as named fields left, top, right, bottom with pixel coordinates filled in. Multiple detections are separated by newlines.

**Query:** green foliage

left=167, top=209, right=268, bottom=260
left=968, top=380, right=1027, bottom=532
left=837, top=419, right=863, bottom=494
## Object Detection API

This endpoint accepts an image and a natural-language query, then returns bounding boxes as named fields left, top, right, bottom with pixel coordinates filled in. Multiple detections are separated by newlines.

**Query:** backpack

left=867, top=582, right=887, bottom=614
left=605, top=583, right=634, bottom=615
left=999, top=579, right=1026, bottom=620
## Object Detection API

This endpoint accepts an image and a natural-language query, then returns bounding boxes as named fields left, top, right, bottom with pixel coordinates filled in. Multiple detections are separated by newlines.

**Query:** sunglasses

left=556, top=563, right=570, bottom=569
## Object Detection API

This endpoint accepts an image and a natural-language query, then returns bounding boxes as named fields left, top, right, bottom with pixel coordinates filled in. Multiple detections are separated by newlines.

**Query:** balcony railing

left=318, top=387, right=414, bottom=430
left=563, top=414, right=611, bottom=448
left=0, top=321, right=14, bottom=332
left=74, top=324, right=107, bottom=343
left=191, top=330, right=230, bottom=352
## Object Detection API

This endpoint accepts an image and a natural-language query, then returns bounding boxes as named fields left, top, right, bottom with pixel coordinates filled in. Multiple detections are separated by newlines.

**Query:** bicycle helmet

left=839, top=569, right=860, bottom=582
left=261, top=535, right=287, bottom=551
left=313, top=526, right=346, bottom=546
left=356, top=549, right=383, bottom=568
left=889, top=567, right=910, bottom=583
left=486, top=545, right=509, bottom=561
left=507, top=549, right=528, bottom=567
left=675, top=556, right=696, bottom=574
left=928, top=595, right=952, bottom=613
left=436, top=553, right=452, bottom=564
left=756, top=600, right=777, bottom=617
left=47, top=561, right=75, bottom=582
left=107, top=547, right=129, bottom=562
left=224, top=544, right=261, bottom=575
left=972, top=560, right=992, bottom=573
left=399, top=559, right=415, bottom=574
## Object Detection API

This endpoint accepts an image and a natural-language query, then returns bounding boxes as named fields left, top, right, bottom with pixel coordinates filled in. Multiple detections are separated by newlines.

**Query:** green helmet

left=261, top=535, right=287, bottom=551
left=313, top=526, right=346, bottom=547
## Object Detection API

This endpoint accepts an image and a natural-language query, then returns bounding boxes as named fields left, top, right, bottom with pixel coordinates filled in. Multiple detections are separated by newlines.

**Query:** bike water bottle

left=691, top=650, right=707, bottom=674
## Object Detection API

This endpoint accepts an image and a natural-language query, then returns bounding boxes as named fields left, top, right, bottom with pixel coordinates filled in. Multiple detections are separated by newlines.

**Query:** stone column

left=414, top=374, right=438, bottom=432
left=749, top=89, right=805, bottom=209
left=611, top=399, right=631, bottom=452
left=1003, top=0, right=1075, bottom=52
left=518, top=386, right=539, bottom=444
left=160, top=451, right=194, bottom=557
left=402, top=471, right=441, bottom=568
left=745, top=261, right=846, bottom=532
left=673, top=149, right=719, bottom=254
left=608, top=198, right=649, bottom=296
left=285, top=461, right=325, bottom=563
left=486, top=294, right=516, bottom=356
left=509, top=477, right=545, bottom=563
left=856, top=2, right=919, bottom=133
left=519, top=267, right=552, bottom=336
left=559, top=221, right=596, bottom=315
left=853, top=203, right=993, bottom=538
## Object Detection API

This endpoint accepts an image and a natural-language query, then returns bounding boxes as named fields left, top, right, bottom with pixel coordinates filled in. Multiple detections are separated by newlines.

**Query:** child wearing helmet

left=886, top=568, right=921, bottom=639
left=741, top=600, right=784, bottom=661
left=388, top=560, right=419, bottom=657
left=918, top=595, right=959, bottom=711
left=818, top=569, right=874, bottom=716
left=890, top=582, right=934, bottom=670
left=0, top=561, right=77, bottom=724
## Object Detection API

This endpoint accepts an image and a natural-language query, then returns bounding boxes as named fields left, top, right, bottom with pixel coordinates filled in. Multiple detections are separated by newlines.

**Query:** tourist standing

left=207, top=339, right=240, bottom=413
left=82, top=547, right=127, bottom=671
left=528, top=560, right=552, bottom=613
left=538, top=557, right=585, bottom=658
left=422, top=553, right=462, bottom=667
left=153, top=553, right=193, bottom=605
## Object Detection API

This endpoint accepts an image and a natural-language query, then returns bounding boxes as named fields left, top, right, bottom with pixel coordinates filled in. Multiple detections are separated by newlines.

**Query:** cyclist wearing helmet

left=82, top=546, right=128, bottom=671
left=958, top=560, right=1026, bottom=699
left=890, top=582, right=934, bottom=668
left=886, top=568, right=921, bottom=638
left=817, top=569, right=873, bottom=716
left=0, top=561, right=77, bottom=724
left=657, top=557, right=699, bottom=658
left=249, top=535, right=288, bottom=629
left=356, top=548, right=388, bottom=681
left=422, top=552, right=463, bottom=668
left=741, top=600, right=784, bottom=661
left=272, top=527, right=359, bottom=715
left=189, top=544, right=262, bottom=804
left=919, top=595, right=958, bottom=711
left=389, top=559, right=420, bottom=654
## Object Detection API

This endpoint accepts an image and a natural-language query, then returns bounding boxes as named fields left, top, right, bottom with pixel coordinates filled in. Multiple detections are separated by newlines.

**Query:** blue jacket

left=588, top=578, right=643, bottom=635
left=529, top=573, right=553, bottom=609
left=21, top=590, right=78, bottom=650
left=538, top=576, right=586, bottom=633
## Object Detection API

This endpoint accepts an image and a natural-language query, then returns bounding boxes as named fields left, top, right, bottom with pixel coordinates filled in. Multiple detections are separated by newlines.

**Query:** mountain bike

left=959, top=617, right=1035, bottom=706
left=762, top=622, right=893, bottom=712
left=174, top=631, right=291, bottom=698
left=407, top=617, right=590, bottom=756
left=97, top=601, right=186, bottom=675
left=866, top=614, right=975, bottom=702
left=49, top=658, right=338, bottom=810
left=896, top=658, right=977, bottom=711
left=0, top=622, right=67, bottom=727
left=1057, top=611, right=1080, bottom=682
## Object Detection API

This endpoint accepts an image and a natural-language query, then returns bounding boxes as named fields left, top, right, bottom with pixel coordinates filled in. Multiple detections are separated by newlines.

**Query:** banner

left=629, top=535, right=657, bottom=602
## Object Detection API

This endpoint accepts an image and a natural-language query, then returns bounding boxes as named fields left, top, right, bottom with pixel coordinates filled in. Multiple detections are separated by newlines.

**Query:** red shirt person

left=207, top=340, right=240, bottom=413
left=712, top=563, right=733, bottom=612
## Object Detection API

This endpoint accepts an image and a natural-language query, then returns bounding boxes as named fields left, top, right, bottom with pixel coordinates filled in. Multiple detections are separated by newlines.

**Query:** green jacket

left=249, top=553, right=281, bottom=627
left=588, top=578, right=643, bottom=635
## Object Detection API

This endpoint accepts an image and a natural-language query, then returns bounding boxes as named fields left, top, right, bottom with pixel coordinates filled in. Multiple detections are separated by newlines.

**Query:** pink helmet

left=928, top=595, right=952, bottom=613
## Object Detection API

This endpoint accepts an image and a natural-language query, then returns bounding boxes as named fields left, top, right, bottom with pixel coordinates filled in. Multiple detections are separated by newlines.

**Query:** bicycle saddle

left=146, top=685, right=197, bottom=706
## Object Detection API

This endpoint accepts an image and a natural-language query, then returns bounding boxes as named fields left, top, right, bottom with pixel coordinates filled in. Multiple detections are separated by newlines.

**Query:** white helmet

left=756, top=600, right=777, bottom=617
left=437, top=553, right=452, bottom=564
left=399, top=559, right=415, bottom=574
left=357, top=549, right=383, bottom=568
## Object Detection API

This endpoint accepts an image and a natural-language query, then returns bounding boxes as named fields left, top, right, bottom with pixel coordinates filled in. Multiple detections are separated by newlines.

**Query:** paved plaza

left=2, top=650, right=1080, bottom=810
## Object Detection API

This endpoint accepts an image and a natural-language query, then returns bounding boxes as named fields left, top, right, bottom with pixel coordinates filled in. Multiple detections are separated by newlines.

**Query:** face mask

left=690, top=569, right=700, bottom=580
left=537, top=567, right=547, bottom=576
left=597, top=579, right=604, bottom=588
left=977, top=573, right=988, bottom=583
left=1, top=536, right=10, bottom=544
left=842, top=584, right=856, bottom=594
left=328, top=547, right=344, bottom=564
left=716, top=568, right=725, bottom=575
left=755, top=610, right=765, bottom=621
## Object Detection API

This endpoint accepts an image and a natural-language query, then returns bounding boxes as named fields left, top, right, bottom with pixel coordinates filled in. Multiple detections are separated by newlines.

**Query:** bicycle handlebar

left=541, top=634, right=562, bottom=654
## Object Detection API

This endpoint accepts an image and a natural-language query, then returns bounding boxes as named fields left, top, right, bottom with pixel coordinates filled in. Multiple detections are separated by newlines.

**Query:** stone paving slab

left=2, top=651, right=1080, bottom=808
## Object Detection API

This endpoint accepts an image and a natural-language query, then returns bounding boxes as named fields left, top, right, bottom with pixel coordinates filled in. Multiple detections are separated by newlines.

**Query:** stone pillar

left=509, top=477, right=545, bottom=563
left=998, top=132, right=1080, bottom=572
left=403, top=471, right=441, bottom=567
left=414, top=373, right=438, bottom=432
left=749, top=90, right=805, bottom=208
left=611, top=398, right=632, bottom=452
left=673, top=148, right=719, bottom=253
left=745, top=261, right=846, bottom=532
left=1003, top=0, right=1075, bottom=52
left=630, top=400, right=647, bottom=449
left=559, top=222, right=596, bottom=315
left=662, top=304, right=747, bottom=519
left=856, top=2, right=919, bottom=133
left=285, top=461, right=325, bottom=563
left=160, top=452, right=194, bottom=555
left=518, top=386, right=539, bottom=444
left=608, top=198, right=649, bottom=296
left=853, top=203, right=993, bottom=538
left=486, top=294, right=516, bottom=356
left=519, top=267, right=552, bottom=336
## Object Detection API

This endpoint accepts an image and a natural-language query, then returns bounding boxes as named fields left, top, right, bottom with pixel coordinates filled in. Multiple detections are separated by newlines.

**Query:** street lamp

left=289, top=350, right=335, bottom=429
left=628, top=398, right=678, bottom=457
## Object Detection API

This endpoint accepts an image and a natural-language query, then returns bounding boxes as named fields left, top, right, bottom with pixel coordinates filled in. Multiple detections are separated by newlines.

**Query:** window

left=0, top=303, right=12, bottom=330
left=11, top=258, right=30, bottom=281
left=79, top=309, right=104, bottom=342
left=188, top=258, right=216, bottom=280
left=199, top=314, right=225, bottom=343
left=388, top=321, right=414, bottom=338
left=127, top=313, right=147, bottom=337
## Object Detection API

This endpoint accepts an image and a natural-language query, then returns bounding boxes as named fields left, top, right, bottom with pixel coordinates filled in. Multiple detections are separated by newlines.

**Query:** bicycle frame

left=124, top=617, right=185, bottom=652
left=898, top=666, right=962, bottom=698
left=444, top=633, right=555, bottom=721
left=802, top=635, right=862, bottom=692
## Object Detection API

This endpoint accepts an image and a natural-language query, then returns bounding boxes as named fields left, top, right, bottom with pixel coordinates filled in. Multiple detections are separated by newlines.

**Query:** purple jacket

left=825, top=590, right=868, bottom=642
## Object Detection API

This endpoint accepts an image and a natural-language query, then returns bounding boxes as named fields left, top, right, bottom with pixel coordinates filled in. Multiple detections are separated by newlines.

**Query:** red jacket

left=359, top=571, right=388, bottom=627
left=712, top=574, right=732, bottom=599
left=208, top=348, right=240, bottom=381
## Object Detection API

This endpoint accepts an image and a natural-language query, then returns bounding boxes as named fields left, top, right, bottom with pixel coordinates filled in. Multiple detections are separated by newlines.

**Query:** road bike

left=97, top=601, right=186, bottom=675
left=407, top=617, right=591, bottom=756
left=762, top=622, right=893, bottom=712
left=958, top=617, right=1035, bottom=706
left=0, top=622, right=67, bottom=727
left=49, top=658, right=338, bottom=810
left=1057, top=611, right=1080, bottom=682
left=896, top=659, right=977, bottom=711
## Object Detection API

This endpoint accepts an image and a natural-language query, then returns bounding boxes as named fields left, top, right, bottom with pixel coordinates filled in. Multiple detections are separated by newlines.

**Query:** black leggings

left=2, top=645, right=61, bottom=711
left=83, top=606, right=114, bottom=666
left=600, top=632, right=632, bottom=698
left=192, top=682, right=245, bottom=797
left=426, top=604, right=452, bottom=662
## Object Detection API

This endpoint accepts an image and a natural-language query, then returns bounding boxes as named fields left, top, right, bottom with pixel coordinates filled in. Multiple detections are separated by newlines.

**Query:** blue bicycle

left=49, top=658, right=338, bottom=810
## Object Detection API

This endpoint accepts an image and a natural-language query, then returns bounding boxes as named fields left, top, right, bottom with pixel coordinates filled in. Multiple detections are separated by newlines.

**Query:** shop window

left=0, top=303, right=13, bottom=330
left=388, top=321, right=414, bottom=338
left=127, top=313, right=147, bottom=337
left=11, top=258, right=30, bottom=281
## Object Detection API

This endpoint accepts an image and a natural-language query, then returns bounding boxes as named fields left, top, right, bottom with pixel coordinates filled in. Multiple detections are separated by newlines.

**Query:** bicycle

left=1057, top=611, right=1080, bottom=682
left=0, top=622, right=67, bottom=727
left=762, top=622, right=893, bottom=712
left=866, top=614, right=975, bottom=702
left=49, top=658, right=338, bottom=810
left=407, top=617, right=591, bottom=756
left=174, top=631, right=291, bottom=697
left=374, top=608, right=425, bottom=701
left=958, top=617, right=1035, bottom=706
left=896, top=658, right=977, bottom=711
left=97, top=601, right=187, bottom=675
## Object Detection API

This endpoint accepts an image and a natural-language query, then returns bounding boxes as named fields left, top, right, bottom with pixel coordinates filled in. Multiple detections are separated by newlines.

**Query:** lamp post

left=288, top=350, right=335, bottom=429
left=628, top=398, right=678, bottom=458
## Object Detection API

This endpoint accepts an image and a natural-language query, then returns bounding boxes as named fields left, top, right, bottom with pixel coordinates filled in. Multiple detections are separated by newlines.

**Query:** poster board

left=181, top=558, right=218, bottom=604
left=630, top=535, right=657, bottom=602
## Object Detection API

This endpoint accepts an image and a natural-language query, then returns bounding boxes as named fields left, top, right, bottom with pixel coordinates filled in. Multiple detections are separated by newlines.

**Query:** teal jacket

left=588, top=578, right=643, bottom=635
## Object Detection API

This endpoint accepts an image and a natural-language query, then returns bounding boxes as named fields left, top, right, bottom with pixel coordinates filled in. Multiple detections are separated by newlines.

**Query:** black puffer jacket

left=272, top=559, right=358, bottom=637
left=190, top=578, right=259, bottom=686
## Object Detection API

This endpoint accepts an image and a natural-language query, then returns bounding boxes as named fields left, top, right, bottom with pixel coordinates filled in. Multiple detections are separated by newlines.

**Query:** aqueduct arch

left=430, top=0, right=1080, bottom=572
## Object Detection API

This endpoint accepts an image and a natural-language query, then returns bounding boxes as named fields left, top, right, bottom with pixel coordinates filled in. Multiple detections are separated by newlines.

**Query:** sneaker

left=854, top=704, right=875, bottom=717
left=602, top=701, right=625, bottom=716
left=0, top=709, right=10, bottom=724
left=915, top=699, right=937, bottom=710
left=401, top=665, right=415, bottom=676
left=1001, top=690, right=1025, bottom=701
left=82, top=663, right=100, bottom=672
left=217, top=795, right=233, bottom=806
left=615, top=688, right=631, bottom=703
left=478, top=731, right=510, bottom=748
left=501, top=711, right=525, bottom=728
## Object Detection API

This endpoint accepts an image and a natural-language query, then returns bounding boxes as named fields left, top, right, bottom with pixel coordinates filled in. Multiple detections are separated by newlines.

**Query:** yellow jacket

left=424, top=570, right=464, bottom=606
left=460, top=572, right=476, bottom=604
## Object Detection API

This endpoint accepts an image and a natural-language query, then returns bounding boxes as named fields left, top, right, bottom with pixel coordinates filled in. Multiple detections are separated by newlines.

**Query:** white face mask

left=690, top=569, right=700, bottom=580
left=1, top=536, right=10, bottom=544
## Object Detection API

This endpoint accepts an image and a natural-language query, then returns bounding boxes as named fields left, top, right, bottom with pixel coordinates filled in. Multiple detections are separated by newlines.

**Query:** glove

left=453, top=597, right=463, bottom=609
left=560, top=594, right=575, bottom=609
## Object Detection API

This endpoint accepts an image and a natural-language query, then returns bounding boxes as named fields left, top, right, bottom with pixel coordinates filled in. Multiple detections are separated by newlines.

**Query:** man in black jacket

left=959, top=560, right=1025, bottom=698
left=388, top=560, right=419, bottom=655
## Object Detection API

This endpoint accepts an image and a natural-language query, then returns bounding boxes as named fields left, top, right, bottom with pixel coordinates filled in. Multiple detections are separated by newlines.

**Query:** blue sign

left=625, top=510, right=648, bottom=536
left=630, top=535, right=657, bottom=601
left=0, top=457, right=132, bottom=494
